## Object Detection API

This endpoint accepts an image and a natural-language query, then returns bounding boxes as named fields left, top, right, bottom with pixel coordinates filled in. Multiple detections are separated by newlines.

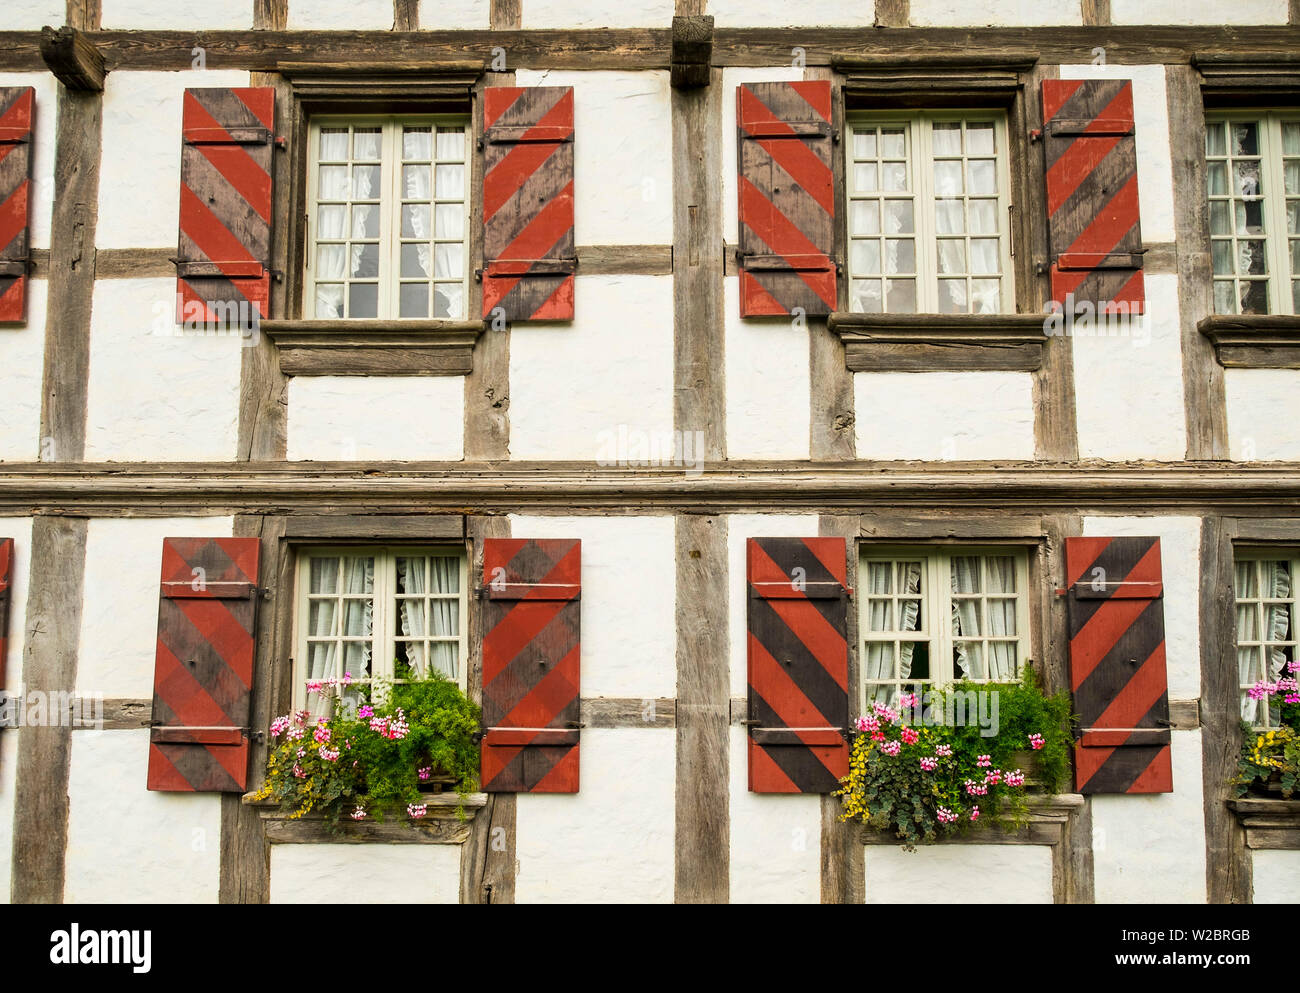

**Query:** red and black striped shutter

left=0, top=538, right=12, bottom=693
left=481, top=86, right=575, bottom=322
left=147, top=537, right=261, bottom=793
left=1042, top=79, right=1145, bottom=315
left=736, top=80, right=837, bottom=318
left=175, top=87, right=275, bottom=327
left=1065, top=536, right=1172, bottom=794
left=747, top=537, right=850, bottom=793
left=481, top=538, right=581, bottom=793
left=0, top=87, right=35, bottom=325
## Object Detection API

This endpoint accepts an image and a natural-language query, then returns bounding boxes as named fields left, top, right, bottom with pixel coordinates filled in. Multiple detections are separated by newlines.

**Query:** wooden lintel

left=671, top=14, right=713, bottom=89
left=39, top=25, right=106, bottom=92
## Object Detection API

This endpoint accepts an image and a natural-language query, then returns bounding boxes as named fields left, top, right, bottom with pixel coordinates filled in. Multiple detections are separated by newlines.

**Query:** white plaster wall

left=722, top=67, right=805, bottom=246
left=509, top=275, right=673, bottom=460
left=865, top=844, right=1054, bottom=903
left=515, top=728, right=675, bottom=902
left=1059, top=65, right=1175, bottom=245
left=710, top=0, right=875, bottom=26
left=98, top=70, right=251, bottom=250
left=508, top=515, right=676, bottom=699
left=77, top=517, right=235, bottom=700
left=724, top=278, right=811, bottom=460
left=287, top=0, right=394, bottom=29
left=1082, top=516, right=1201, bottom=700
left=0, top=516, right=33, bottom=905
left=854, top=371, right=1035, bottom=460
left=0, top=3, right=64, bottom=30
left=1111, top=0, right=1288, bottom=24
left=1092, top=729, right=1207, bottom=902
left=65, top=729, right=223, bottom=902
left=85, top=279, right=242, bottom=461
left=0, top=279, right=46, bottom=462
left=727, top=514, right=817, bottom=700
left=287, top=377, right=465, bottom=461
left=419, top=0, right=490, bottom=28
left=1251, top=851, right=1300, bottom=904
left=728, top=724, right=822, bottom=902
left=911, top=0, right=1082, bottom=25
left=1225, top=369, right=1300, bottom=462
left=270, top=844, right=461, bottom=903
left=522, top=0, right=675, bottom=28
left=1072, top=275, right=1186, bottom=461
left=102, top=0, right=254, bottom=28
left=0, top=72, right=57, bottom=250
left=514, top=71, right=672, bottom=246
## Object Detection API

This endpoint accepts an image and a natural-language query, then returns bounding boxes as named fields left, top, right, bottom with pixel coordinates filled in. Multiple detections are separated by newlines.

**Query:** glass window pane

left=402, top=164, right=431, bottom=199
left=352, top=128, right=381, bottom=160
left=1286, top=162, right=1300, bottom=197
left=971, top=239, right=999, bottom=275
left=402, top=127, right=432, bottom=160
left=352, top=164, right=380, bottom=199
left=885, top=278, right=916, bottom=312
left=1288, top=201, right=1300, bottom=236
left=318, top=128, right=349, bottom=160
left=971, top=279, right=999, bottom=313
left=436, top=126, right=465, bottom=159
left=932, top=122, right=962, bottom=156
left=987, top=557, right=1016, bottom=593
left=968, top=200, right=997, bottom=234
left=1210, top=200, right=1231, bottom=236
left=936, top=199, right=965, bottom=234
left=1207, top=162, right=1228, bottom=196
left=309, top=600, right=337, bottom=637
left=402, top=243, right=430, bottom=279
left=966, top=123, right=995, bottom=155
left=436, top=163, right=466, bottom=199
left=435, top=203, right=465, bottom=240
left=851, top=239, right=881, bottom=275
left=1231, top=122, right=1258, bottom=157
left=852, top=279, right=883, bottom=313
left=853, top=129, right=877, bottom=158
left=1205, top=122, right=1227, bottom=157
left=937, top=239, right=965, bottom=274
left=880, top=128, right=906, bottom=158
left=318, top=165, right=348, bottom=199
left=938, top=279, right=966, bottom=314
left=884, top=200, right=914, bottom=235
left=884, top=239, right=915, bottom=274
left=1213, top=279, right=1236, bottom=314
left=866, top=562, right=893, bottom=594
left=1283, top=122, right=1300, bottom=155
left=882, top=162, right=908, bottom=192
left=342, top=600, right=372, bottom=636
left=968, top=159, right=997, bottom=195
left=315, top=284, right=344, bottom=318
left=342, top=558, right=374, bottom=593
left=349, top=282, right=378, bottom=318
left=854, top=163, right=879, bottom=192
left=435, top=243, right=464, bottom=280
left=1236, top=199, right=1265, bottom=236
left=1241, top=280, right=1268, bottom=315
left=402, top=204, right=430, bottom=239
left=934, top=160, right=963, bottom=196
left=352, top=243, right=379, bottom=279
left=1240, top=241, right=1267, bottom=276
left=1212, top=241, right=1233, bottom=275
left=400, top=283, right=428, bottom=318
left=434, top=283, right=464, bottom=319
left=1234, top=161, right=1261, bottom=198
left=310, top=558, right=339, bottom=594
left=344, top=641, right=372, bottom=678
left=316, top=204, right=346, bottom=240
left=351, top=205, right=376, bottom=239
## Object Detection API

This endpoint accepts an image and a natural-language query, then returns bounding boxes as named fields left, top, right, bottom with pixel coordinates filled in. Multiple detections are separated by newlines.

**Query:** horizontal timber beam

left=1, top=463, right=1300, bottom=515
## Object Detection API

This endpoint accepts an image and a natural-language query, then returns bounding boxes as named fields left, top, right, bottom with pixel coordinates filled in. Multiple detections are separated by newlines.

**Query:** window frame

left=291, top=544, right=470, bottom=713
left=856, top=543, right=1032, bottom=713
left=843, top=108, right=1017, bottom=316
left=1231, top=548, right=1298, bottom=730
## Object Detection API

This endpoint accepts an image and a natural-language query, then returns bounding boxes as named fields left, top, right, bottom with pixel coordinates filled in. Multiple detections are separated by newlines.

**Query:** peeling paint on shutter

left=481, top=87, right=576, bottom=322
left=480, top=538, right=581, bottom=792
left=175, top=87, right=275, bottom=327
left=1065, top=536, right=1173, bottom=794
left=0, top=87, right=35, bottom=325
left=148, top=537, right=261, bottom=793
left=1042, top=79, right=1145, bottom=315
left=736, top=80, right=837, bottom=318
left=747, top=537, right=851, bottom=793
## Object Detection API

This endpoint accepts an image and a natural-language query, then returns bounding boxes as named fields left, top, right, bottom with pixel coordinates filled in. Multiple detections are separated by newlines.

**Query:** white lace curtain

left=306, top=556, right=374, bottom=716
left=314, top=129, right=377, bottom=318
left=1236, top=561, right=1292, bottom=723
left=951, top=556, right=1017, bottom=682
left=863, top=562, right=922, bottom=696
left=396, top=556, right=460, bottom=681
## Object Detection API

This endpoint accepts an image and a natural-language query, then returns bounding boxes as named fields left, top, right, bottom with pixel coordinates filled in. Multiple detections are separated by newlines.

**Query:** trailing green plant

left=834, top=663, right=1074, bottom=850
left=1233, top=664, right=1300, bottom=799
left=251, top=670, right=481, bottom=824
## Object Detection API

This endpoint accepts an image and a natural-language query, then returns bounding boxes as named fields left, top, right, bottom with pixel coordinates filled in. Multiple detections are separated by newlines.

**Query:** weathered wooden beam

left=1199, top=315, right=1300, bottom=369
left=585, top=697, right=676, bottom=728
left=282, top=514, right=465, bottom=540
left=829, top=312, right=1050, bottom=373
left=874, top=0, right=909, bottom=28
left=262, top=320, right=483, bottom=377
left=671, top=15, right=713, bottom=89
left=39, top=26, right=105, bottom=92
left=1080, top=0, right=1111, bottom=26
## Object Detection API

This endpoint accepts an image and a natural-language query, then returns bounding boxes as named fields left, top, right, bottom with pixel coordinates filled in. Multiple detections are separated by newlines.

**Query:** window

left=859, top=547, right=1030, bottom=709
left=845, top=113, right=1013, bottom=315
left=1233, top=553, right=1297, bottom=728
left=1206, top=112, right=1300, bottom=315
left=307, top=117, right=470, bottom=320
left=293, top=547, right=468, bottom=714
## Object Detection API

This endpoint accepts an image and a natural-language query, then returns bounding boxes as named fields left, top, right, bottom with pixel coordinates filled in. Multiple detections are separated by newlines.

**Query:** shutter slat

left=0, top=87, right=35, bottom=325
left=174, top=87, right=275, bottom=328
left=736, top=80, right=837, bottom=317
left=481, top=87, right=576, bottom=322
left=746, top=537, right=851, bottom=794
left=1042, top=79, right=1146, bottom=315
left=147, top=537, right=261, bottom=793
left=480, top=538, right=582, bottom=793
left=1065, top=535, right=1173, bottom=794
left=0, top=538, right=13, bottom=694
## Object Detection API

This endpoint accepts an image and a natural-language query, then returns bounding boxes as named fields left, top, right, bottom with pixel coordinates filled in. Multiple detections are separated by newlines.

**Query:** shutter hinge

left=832, top=129, right=841, bottom=144
left=475, top=136, right=484, bottom=152
left=1035, top=261, right=1050, bottom=276
left=250, top=729, right=266, bottom=744
left=474, top=584, right=490, bottom=599
left=565, top=720, right=585, bottom=729
left=274, top=136, right=288, bottom=149
left=473, top=267, right=483, bottom=283
left=1029, top=128, right=1043, bottom=143
left=740, top=719, right=762, bottom=727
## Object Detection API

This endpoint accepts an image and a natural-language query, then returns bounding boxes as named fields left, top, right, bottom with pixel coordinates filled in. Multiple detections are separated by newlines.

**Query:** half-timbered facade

left=0, top=0, right=1299, bottom=904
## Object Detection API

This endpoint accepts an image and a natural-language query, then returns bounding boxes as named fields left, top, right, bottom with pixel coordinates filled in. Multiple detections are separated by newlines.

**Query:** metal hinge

left=1029, top=128, right=1043, bottom=143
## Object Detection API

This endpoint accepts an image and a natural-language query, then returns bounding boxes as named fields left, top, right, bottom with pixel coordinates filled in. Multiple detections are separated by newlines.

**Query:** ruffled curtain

left=1236, top=561, right=1292, bottom=723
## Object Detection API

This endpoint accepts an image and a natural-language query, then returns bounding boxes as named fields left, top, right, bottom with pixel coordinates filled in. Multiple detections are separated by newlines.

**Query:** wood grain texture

left=874, top=0, right=909, bottom=27
left=39, top=26, right=105, bottom=91
left=10, top=517, right=87, bottom=903
left=843, top=340, right=1043, bottom=371
left=1199, top=315, right=1300, bottom=369
left=830, top=313, right=1049, bottom=373
left=1234, top=517, right=1300, bottom=541
left=675, top=513, right=729, bottom=903
left=263, top=815, right=474, bottom=845
left=1168, top=66, right=1228, bottom=460
left=67, top=0, right=101, bottom=31
left=1081, top=0, right=1111, bottom=26
left=254, top=0, right=288, bottom=31
left=282, top=514, right=465, bottom=540
left=578, top=245, right=673, bottom=274
left=39, top=87, right=102, bottom=463
left=490, top=0, right=522, bottom=30
left=1201, top=517, right=1251, bottom=902
left=861, top=513, right=1044, bottom=540
left=393, top=0, right=418, bottom=30
left=671, top=14, right=713, bottom=89
left=584, top=697, right=676, bottom=728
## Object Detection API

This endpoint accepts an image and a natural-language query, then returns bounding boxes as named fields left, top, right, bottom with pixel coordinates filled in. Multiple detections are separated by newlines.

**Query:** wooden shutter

left=480, top=538, right=581, bottom=793
left=147, top=537, right=261, bottom=793
left=736, top=80, right=837, bottom=318
left=1065, top=536, right=1172, bottom=794
left=747, top=537, right=850, bottom=793
left=481, top=86, right=576, bottom=322
left=1042, top=79, right=1145, bottom=315
left=175, top=87, right=275, bottom=327
left=0, top=87, right=34, bottom=325
left=0, top=538, right=12, bottom=693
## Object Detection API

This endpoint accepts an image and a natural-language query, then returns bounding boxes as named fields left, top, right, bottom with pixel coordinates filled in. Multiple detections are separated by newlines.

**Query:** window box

left=1226, top=797, right=1300, bottom=850
left=828, top=311, right=1047, bottom=371
left=260, top=318, right=484, bottom=376
left=1198, top=313, right=1300, bottom=368
left=244, top=791, right=489, bottom=846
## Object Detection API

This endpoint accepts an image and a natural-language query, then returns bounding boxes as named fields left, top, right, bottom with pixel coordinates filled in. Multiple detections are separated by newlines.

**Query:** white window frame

left=858, top=545, right=1032, bottom=712
left=305, top=115, right=471, bottom=320
left=844, top=109, right=1016, bottom=315
left=1232, top=549, right=1298, bottom=730
left=1206, top=110, right=1300, bottom=316
left=292, top=545, right=470, bottom=712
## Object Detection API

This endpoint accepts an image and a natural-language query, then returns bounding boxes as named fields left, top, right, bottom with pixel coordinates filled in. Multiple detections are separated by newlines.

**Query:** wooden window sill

left=827, top=312, right=1048, bottom=372
left=858, top=793, right=1085, bottom=847
left=1197, top=315, right=1300, bottom=369
left=243, top=791, right=488, bottom=845
left=261, top=319, right=485, bottom=377
left=1226, top=797, right=1300, bottom=850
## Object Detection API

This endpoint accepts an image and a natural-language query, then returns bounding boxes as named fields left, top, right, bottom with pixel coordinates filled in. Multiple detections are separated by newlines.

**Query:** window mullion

left=933, top=553, right=949, bottom=685
left=916, top=116, right=937, bottom=313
